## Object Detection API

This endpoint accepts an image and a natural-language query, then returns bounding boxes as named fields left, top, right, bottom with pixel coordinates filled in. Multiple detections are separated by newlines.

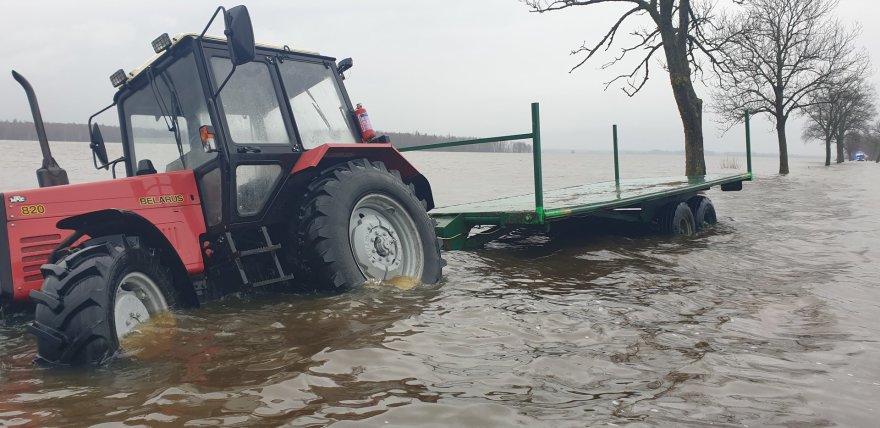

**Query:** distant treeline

left=0, top=120, right=122, bottom=142
left=380, top=131, right=531, bottom=153
left=0, top=120, right=531, bottom=153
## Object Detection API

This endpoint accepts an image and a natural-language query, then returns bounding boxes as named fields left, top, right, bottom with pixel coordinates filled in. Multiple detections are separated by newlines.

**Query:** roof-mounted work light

left=110, top=69, right=128, bottom=88
left=151, top=33, right=172, bottom=53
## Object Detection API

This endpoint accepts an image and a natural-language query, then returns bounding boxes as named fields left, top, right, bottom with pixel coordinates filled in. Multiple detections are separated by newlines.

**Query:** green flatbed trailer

left=400, top=103, right=753, bottom=250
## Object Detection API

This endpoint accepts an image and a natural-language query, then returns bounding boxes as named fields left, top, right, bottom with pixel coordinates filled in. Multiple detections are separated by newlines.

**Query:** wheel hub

left=113, top=272, right=169, bottom=342
left=355, top=216, right=402, bottom=273
left=349, top=194, right=424, bottom=282
left=115, top=293, right=151, bottom=338
left=373, top=234, right=395, bottom=257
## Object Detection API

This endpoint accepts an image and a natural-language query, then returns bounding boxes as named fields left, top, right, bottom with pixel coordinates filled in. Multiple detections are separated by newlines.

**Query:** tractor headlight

left=110, top=69, right=128, bottom=88
left=151, top=33, right=172, bottom=54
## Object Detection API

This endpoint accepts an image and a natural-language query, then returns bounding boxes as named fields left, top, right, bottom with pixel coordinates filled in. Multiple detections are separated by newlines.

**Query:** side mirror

left=337, top=58, right=353, bottom=77
left=90, top=123, right=109, bottom=168
left=224, top=5, right=255, bottom=66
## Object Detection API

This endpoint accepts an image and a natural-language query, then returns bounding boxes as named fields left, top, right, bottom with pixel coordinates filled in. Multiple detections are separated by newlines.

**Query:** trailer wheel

left=296, top=159, right=442, bottom=291
left=688, top=196, right=717, bottom=231
left=655, top=202, right=696, bottom=236
left=29, top=237, right=177, bottom=365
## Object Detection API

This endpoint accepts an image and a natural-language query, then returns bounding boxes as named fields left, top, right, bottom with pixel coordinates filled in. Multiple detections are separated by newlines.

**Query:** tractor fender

left=292, top=144, right=435, bottom=210
left=55, top=209, right=199, bottom=307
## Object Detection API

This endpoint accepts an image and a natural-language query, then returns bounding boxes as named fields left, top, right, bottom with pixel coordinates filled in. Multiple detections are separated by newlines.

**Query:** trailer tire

left=29, top=236, right=177, bottom=365
left=656, top=202, right=696, bottom=236
left=296, top=159, right=443, bottom=291
left=688, top=196, right=717, bottom=231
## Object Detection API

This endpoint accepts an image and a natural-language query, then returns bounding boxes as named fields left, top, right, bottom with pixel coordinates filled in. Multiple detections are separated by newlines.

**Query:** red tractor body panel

left=3, top=171, right=207, bottom=302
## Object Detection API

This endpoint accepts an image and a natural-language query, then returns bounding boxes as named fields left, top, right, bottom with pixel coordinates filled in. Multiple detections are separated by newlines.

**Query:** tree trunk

left=836, top=132, right=845, bottom=164
left=776, top=116, right=789, bottom=174
left=825, top=137, right=832, bottom=166
left=664, top=53, right=706, bottom=176
left=675, top=82, right=706, bottom=176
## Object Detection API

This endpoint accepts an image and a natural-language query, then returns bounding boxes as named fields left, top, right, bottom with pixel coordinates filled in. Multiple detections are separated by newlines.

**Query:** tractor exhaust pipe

left=11, top=70, right=69, bottom=188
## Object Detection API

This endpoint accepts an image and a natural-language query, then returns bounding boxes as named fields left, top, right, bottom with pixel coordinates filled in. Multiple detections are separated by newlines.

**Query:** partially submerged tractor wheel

left=655, top=202, right=696, bottom=236
left=688, top=196, right=717, bottom=231
left=29, top=236, right=178, bottom=365
left=296, top=159, right=443, bottom=291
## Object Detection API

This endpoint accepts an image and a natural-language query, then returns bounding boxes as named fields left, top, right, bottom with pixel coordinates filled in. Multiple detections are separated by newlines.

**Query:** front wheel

left=296, top=159, right=443, bottom=291
left=29, top=236, right=177, bottom=365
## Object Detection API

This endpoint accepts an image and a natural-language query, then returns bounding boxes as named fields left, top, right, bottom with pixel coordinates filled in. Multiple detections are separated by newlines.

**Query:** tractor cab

left=89, top=9, right=363, bottom=230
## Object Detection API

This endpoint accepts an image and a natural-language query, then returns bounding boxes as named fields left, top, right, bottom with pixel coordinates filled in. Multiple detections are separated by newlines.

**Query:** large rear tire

left=29, top=236, right=177, bottom=365
left=296, top=159, right=443, bottom=291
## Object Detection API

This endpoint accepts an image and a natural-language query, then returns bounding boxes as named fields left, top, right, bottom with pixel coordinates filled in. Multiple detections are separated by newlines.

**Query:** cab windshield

left=121, top=50, right=215, bottom=172
left=277, top=60, right=358, bottom=149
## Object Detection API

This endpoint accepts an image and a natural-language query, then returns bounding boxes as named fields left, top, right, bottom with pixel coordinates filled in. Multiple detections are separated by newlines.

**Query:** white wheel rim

left=114, top=272, right=169, bottom=340
left=349, top=193, right=424, bottom=283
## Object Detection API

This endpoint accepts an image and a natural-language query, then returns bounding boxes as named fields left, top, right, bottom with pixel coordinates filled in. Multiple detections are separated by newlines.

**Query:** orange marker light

left=199, top=125, right=217, bottom=152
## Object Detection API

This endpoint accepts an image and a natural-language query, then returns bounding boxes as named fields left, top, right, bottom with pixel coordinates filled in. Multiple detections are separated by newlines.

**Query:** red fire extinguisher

left=355, top=103, right=376, bottom=142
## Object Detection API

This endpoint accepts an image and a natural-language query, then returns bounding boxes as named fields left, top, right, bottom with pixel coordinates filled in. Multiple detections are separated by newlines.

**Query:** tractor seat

left=136, top=159, right=157, bottom=175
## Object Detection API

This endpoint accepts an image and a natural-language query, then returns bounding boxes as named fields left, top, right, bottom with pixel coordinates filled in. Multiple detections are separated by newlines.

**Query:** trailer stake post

left=612, top=124, right=620, bottom=186
left=531, top=102, right=544, bottom=224
left=745, top=110, right=753, bottom=178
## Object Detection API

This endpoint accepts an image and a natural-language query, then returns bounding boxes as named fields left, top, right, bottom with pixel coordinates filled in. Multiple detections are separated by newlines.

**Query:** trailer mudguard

left=292, top=143, right=435, bottom=210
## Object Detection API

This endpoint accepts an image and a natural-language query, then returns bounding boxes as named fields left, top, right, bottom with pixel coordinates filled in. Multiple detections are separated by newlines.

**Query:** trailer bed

left=401, top=103, right=753, bottom=250
left=428, top=173, right=749, bottom=249
left=432, top=173, right=748, bottom=221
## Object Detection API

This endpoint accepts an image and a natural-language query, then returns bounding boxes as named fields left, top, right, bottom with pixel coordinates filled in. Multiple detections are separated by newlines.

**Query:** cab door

left=206, top=49, right=301, bottom=226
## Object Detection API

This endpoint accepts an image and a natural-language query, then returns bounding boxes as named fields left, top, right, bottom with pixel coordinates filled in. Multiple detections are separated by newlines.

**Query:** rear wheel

left=295, top=159, right=443, bottom=291
left=29, top=236, right=177, bottom=365
left=688, top=196, right=717, bottom=231
left=655, top=202, right=696, bottom=236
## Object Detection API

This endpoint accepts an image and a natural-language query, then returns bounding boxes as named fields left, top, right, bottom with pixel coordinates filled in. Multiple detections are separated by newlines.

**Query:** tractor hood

left=1, top=170, right=207, bottom=303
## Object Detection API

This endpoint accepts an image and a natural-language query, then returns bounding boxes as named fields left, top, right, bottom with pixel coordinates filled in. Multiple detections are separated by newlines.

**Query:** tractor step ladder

left=225, top=226, right=295, bottom=287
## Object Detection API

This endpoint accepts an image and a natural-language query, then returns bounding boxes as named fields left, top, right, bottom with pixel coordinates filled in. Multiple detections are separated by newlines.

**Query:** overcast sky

left=1, top=0, right=877, bottom=157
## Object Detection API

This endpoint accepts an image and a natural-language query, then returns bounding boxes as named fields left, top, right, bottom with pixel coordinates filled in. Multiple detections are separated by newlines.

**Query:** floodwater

left=1, top=140, right=879, bottom=427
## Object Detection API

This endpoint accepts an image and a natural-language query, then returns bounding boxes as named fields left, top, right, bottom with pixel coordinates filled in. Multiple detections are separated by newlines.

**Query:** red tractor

left=2, top=6, right=443, bottom=365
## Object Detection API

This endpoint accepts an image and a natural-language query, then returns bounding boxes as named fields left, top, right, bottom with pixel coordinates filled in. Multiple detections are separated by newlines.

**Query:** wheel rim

left=114, top=272, right=169, bottom=340
left=349, top=193, right=424, bottom=283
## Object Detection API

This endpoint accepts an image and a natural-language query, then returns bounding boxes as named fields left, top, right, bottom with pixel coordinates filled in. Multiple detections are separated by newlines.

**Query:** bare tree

left=833, top=80, right=876, bottom=163
left=713, top=0, right=859, bottom=174
left=872, top=121, right=880, bottom=163
left=802, top=60, right=874, bottom=166
left=802, top=85, right=843, bottom=166
left=524, top=0, right=728, bottom=176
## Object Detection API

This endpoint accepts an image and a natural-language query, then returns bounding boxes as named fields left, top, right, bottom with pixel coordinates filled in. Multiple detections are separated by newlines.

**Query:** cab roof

left=125, top=33, right=322, bottom=83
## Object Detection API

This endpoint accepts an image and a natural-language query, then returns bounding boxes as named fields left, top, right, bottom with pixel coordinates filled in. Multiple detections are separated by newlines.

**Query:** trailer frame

left=401, top=103, right=753, bottom=250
